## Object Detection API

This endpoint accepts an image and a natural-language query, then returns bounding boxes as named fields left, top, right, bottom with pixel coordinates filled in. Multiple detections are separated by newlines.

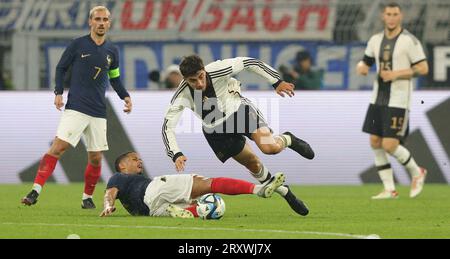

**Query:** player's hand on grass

left=275, top=81, right=295, bottom=98
left=175, top=155, right=187, bottom=172
left=100, top=206, right=116, bottom=217
left=123, top=97, right=132, bottom=114
left=379, top=70, right=397, bottom=82
left=54, top=95, right=64, bottom=111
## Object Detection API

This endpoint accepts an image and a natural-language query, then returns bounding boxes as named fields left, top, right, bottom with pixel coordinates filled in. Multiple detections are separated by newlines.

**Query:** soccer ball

left=196, top=193, right=226, bottom=220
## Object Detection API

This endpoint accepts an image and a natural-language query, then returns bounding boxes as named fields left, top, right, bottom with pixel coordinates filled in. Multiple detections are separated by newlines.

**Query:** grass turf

left=0, top=184, right=449, bottom=239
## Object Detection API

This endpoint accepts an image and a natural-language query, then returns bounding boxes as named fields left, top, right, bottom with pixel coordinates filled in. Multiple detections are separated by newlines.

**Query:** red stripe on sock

left=33, top=154, right=58, bottom=186
left=185, top=205, right=199, bottom=217
left=211, top=177, right=255, bottom=195
left=84, top=163, right=101, bottom=196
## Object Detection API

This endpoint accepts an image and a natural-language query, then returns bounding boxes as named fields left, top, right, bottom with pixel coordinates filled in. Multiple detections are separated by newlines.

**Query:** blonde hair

left=89, top=6, right=111, bottom=19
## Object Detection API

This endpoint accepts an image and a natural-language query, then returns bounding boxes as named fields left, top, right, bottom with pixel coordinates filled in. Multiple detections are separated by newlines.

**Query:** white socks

left=392, top=145, right=420, bottom=178
left=252, top=185, right=263, bottom=194
left=32, top=183, right=42, bottom=194
left=274, top=134, right=292, bottom=149
left=252, top=165, right=288, bottom=196
left=253, top=165, right=271, bottom=183
left=373, top=148, right=395, bottom=191
left=82, top=193, right=93, bottom=200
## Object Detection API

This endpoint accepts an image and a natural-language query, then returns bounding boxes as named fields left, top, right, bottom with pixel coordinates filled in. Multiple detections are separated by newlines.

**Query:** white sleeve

left=207, top=57, right=281, bottom=85
left=408, top=38, right=427, bottom=65
left=364, top=36, right=376, bottom=58
left=162, top=83, right=191, bottom=162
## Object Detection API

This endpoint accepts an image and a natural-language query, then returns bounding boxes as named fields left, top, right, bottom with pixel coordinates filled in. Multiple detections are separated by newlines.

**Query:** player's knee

left=381, top=141, right=398, bottom=154
left=260, top=144, right=280, bottom=155
left=370, top=136, right=382, bottom=149
left=88, top=153, right=102, bottom=166
left=191, top=176, right=212, bottom=198
left=49, top=141, right=69, bottom=157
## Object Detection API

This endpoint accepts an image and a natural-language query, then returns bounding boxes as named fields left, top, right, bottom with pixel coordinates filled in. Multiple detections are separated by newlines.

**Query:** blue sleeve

left=106, top=174, right=127, bottom=192
left=55, top=40, right=77, bottom=95
left=109, top=46, right=130, bottom=100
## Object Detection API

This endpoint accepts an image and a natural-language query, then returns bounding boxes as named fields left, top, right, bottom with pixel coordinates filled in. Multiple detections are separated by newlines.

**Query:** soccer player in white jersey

left=162, top=54, right=315, bottom=216
left=356, top=2, right=429, bottom=199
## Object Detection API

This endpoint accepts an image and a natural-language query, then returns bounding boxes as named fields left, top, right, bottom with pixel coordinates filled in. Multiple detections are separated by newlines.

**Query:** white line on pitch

left=1, top=222, right=379, bottom=239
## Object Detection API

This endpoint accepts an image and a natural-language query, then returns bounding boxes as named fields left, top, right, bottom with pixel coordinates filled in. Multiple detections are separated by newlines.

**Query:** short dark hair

left=296, top=50, right=311, bottom=62
left=179, top=55, right=204, bottom=78
left=383, top=2, right=401, bottom=11
left=114, top=151, right=135, bottom=172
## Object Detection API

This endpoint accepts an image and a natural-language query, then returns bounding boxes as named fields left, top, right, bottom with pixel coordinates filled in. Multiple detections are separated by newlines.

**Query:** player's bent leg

left=233, top=143, right=268, bottom=176
left=21, top=138, right=71, bottom=206
left=252, top=127, right=284, bottom=155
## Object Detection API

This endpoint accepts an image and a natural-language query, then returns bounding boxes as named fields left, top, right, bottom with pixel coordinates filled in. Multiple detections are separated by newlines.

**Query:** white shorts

left=56, top=109, right=108, bottom=152
left=143, top=174, right=197, bottom=217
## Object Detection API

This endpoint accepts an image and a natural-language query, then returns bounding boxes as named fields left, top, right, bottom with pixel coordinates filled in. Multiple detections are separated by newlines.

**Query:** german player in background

left=163, top=55, right=313, bottom=216
left=100, top=152, right=285, bottom=218
left=356, top=2, right=428, bottom=199
left=21, top=6, right=132, bottom=209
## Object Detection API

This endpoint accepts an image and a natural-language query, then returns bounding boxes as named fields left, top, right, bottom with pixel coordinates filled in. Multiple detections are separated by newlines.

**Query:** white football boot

left=371, top=189, right=399, bottom=200
left=410, top=168, right=427, bottom=198
left=166, top=204, right=194, bottom=218
left=257, top=172, right=286, bottom=198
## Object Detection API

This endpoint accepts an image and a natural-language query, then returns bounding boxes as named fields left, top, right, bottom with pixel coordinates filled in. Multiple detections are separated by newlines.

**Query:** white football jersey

left=162, top=57, right=281, bottom=161
left=364, top=29, right=426, bottom=109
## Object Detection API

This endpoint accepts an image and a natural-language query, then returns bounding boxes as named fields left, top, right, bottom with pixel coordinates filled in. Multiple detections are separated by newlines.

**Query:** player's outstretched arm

left=100, top=187, right=118, bottom=217
left=275, top=81, right=295, bottom=98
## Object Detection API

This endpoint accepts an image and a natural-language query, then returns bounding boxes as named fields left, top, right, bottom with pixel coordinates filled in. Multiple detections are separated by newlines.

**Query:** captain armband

left=108, top=67, right=120, bottom=79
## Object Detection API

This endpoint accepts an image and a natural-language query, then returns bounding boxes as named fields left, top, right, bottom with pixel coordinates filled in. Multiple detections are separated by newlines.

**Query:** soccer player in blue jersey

left=21, top=6, right=132, bottom=209
left=100, top=152, right=285, bottom=218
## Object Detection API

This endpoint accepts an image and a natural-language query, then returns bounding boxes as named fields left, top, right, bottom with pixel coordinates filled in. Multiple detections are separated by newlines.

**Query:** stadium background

left=0, top=0, right=449, bottom=185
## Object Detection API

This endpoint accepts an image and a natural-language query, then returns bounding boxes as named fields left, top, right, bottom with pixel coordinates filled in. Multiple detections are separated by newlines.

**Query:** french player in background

left=21, top=6, right=132, bottom=209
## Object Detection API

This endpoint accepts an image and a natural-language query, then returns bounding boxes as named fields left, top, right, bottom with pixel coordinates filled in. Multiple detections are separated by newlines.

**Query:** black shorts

left=362, top=104, right=409, bottom=140
left=203, top=101, right=270, bottom=163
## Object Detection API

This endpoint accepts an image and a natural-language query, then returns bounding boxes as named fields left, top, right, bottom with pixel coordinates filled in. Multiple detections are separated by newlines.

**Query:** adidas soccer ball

left=196, top=193, right=226, bottom=220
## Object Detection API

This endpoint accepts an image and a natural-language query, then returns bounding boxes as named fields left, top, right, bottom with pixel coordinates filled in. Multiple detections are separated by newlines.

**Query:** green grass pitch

left=1, top=184, right=449, bottom=239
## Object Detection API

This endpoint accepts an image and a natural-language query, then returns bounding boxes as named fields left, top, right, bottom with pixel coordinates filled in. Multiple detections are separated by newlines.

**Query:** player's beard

left=386, top=26, right=398, bottom=32
left=96, top=27, right=106, bottom=37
